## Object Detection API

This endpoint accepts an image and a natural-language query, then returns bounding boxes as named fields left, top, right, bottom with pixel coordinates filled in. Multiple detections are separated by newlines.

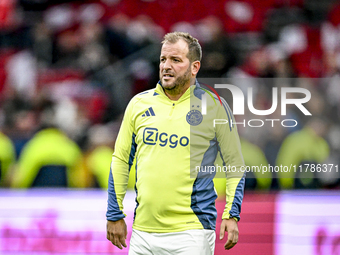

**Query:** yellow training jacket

left=106, top=81, right=245, bottom=233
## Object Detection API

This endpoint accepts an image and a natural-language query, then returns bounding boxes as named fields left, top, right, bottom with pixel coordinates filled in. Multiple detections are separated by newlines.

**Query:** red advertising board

left=215, top=193, right=276, bottom=255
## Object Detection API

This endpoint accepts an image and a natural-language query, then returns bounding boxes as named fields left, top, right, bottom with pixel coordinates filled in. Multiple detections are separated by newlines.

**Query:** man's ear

left=191, top=61, right=201, bottom=76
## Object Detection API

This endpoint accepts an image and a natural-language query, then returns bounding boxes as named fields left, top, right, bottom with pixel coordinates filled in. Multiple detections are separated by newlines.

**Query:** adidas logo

left=142, top=107, right=155, bottom=117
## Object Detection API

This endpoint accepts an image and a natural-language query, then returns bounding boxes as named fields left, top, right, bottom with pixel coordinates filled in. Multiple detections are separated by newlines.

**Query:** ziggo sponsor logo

left=143, top=128, right=189, bottom=148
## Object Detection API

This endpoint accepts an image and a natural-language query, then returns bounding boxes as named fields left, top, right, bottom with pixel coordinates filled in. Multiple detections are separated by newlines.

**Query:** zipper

left=169, top=102, right=175, bottom=116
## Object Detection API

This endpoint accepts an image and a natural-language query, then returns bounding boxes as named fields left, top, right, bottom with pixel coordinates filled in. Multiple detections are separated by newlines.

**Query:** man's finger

left=219, top=222, right=226, bottom=240
left=108, top=231, right=115, bottom=243
left=112, top=241, right=123, bottom=250
left=225, top=239, right=237, bottom=250
left=224, top=230, right=238, bottom=250
left=114, top=236, right=123, bottom=249
left=233, top=230, right=239, bottom=244
left=224, top=231, right=234, bottom=250
left=225, top=241, right=236, bottom=250
left=120, top=235, right=127, bottom=248
left=224, top=238, right=232, bottom=250
left=108, top=230, right=123, bottom=249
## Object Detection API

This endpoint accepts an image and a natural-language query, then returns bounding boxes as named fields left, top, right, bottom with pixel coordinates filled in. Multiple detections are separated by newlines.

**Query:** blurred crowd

left=0, top=0, right=340, bottom=191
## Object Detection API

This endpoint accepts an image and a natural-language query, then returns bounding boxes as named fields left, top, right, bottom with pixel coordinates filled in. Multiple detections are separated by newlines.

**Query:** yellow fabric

left=0, top=132, right=16, bottom=186
left=241, top=138, right=271, bottom=189
left=87, top=146, right=113, bottom=189
left=11, top=128, right=84, bottom=188
left=276, top=127, right=330, bottom=189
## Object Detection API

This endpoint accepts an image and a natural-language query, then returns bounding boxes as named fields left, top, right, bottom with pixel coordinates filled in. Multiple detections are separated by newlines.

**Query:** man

left=106, top=32, right=245, bottom=254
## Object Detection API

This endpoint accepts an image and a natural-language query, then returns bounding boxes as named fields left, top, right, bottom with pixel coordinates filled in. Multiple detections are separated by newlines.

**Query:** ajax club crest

left=186, top=110, right=203, bottom=126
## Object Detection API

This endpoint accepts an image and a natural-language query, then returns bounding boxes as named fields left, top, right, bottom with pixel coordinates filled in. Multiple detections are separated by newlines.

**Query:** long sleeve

left=215, top=97, right=245, bottom=221
left=106, top=98, right=137, bottom=221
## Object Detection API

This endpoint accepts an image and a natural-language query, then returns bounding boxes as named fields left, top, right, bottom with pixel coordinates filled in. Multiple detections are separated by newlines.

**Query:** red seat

left=0, top=49, right=17, bottom=96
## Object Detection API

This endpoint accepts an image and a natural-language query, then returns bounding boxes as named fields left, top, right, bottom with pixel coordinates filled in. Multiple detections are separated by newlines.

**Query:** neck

left=164, top=85, right=189, bottom=101
left=163, top=78, right=195, bottom=101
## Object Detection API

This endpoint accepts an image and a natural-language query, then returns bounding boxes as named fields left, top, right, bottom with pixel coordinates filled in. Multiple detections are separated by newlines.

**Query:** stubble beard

left=161, top=66, right=192, bottom=96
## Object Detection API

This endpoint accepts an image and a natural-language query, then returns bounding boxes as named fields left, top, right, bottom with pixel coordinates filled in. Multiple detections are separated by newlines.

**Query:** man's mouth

left=163, top=73, right=174, bottom=78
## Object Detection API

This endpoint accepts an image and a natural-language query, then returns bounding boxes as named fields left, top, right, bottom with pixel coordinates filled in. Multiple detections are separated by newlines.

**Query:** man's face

left=159, top=39, right=192, bottom=92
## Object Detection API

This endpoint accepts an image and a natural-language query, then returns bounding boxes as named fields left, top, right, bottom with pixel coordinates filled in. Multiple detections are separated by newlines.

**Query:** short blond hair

left=162, top=32, right=202, bottom=62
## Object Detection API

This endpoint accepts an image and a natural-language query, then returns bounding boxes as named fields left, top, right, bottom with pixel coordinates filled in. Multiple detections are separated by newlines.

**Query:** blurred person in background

left=85, top=124, right=116, bottom=189
left=5, top=49, right=37, bottom=100
left=106, top=32, right=245, bottom=254
left=196, top=16, right=238, bottom=78
left=85, top=123, right=137, bottom=189
left=31, top=21, right=53, bottom=68
left=10, top=102, right=86, bottom=188
left=276, top=117, right=330, bottom=189
left=1, top=93, right=38, bottom=158
left=239, top=137, right=272, bottom=190
left=0, top=131, right=15, bottom=187
left=77, top=21, right=110, bottom=74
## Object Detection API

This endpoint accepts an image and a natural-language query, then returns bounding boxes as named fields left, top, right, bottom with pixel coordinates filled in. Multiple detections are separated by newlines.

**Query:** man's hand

left=107, top=219, right=127, bottom=249
left=219, top=218, right=239, bottom=250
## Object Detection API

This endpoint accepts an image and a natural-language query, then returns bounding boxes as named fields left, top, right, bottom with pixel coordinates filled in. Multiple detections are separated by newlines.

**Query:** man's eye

left=174, top=59, right=180, bottom=62
left=160, top=58, right=165, bottom=62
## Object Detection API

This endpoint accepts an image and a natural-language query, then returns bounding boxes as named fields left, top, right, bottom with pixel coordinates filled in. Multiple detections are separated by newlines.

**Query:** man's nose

left=162, top=59, right=172, bottom=70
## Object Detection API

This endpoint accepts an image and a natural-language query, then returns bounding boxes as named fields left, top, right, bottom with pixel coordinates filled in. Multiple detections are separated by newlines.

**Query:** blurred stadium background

left=0, top=0, right=340, bottom=254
